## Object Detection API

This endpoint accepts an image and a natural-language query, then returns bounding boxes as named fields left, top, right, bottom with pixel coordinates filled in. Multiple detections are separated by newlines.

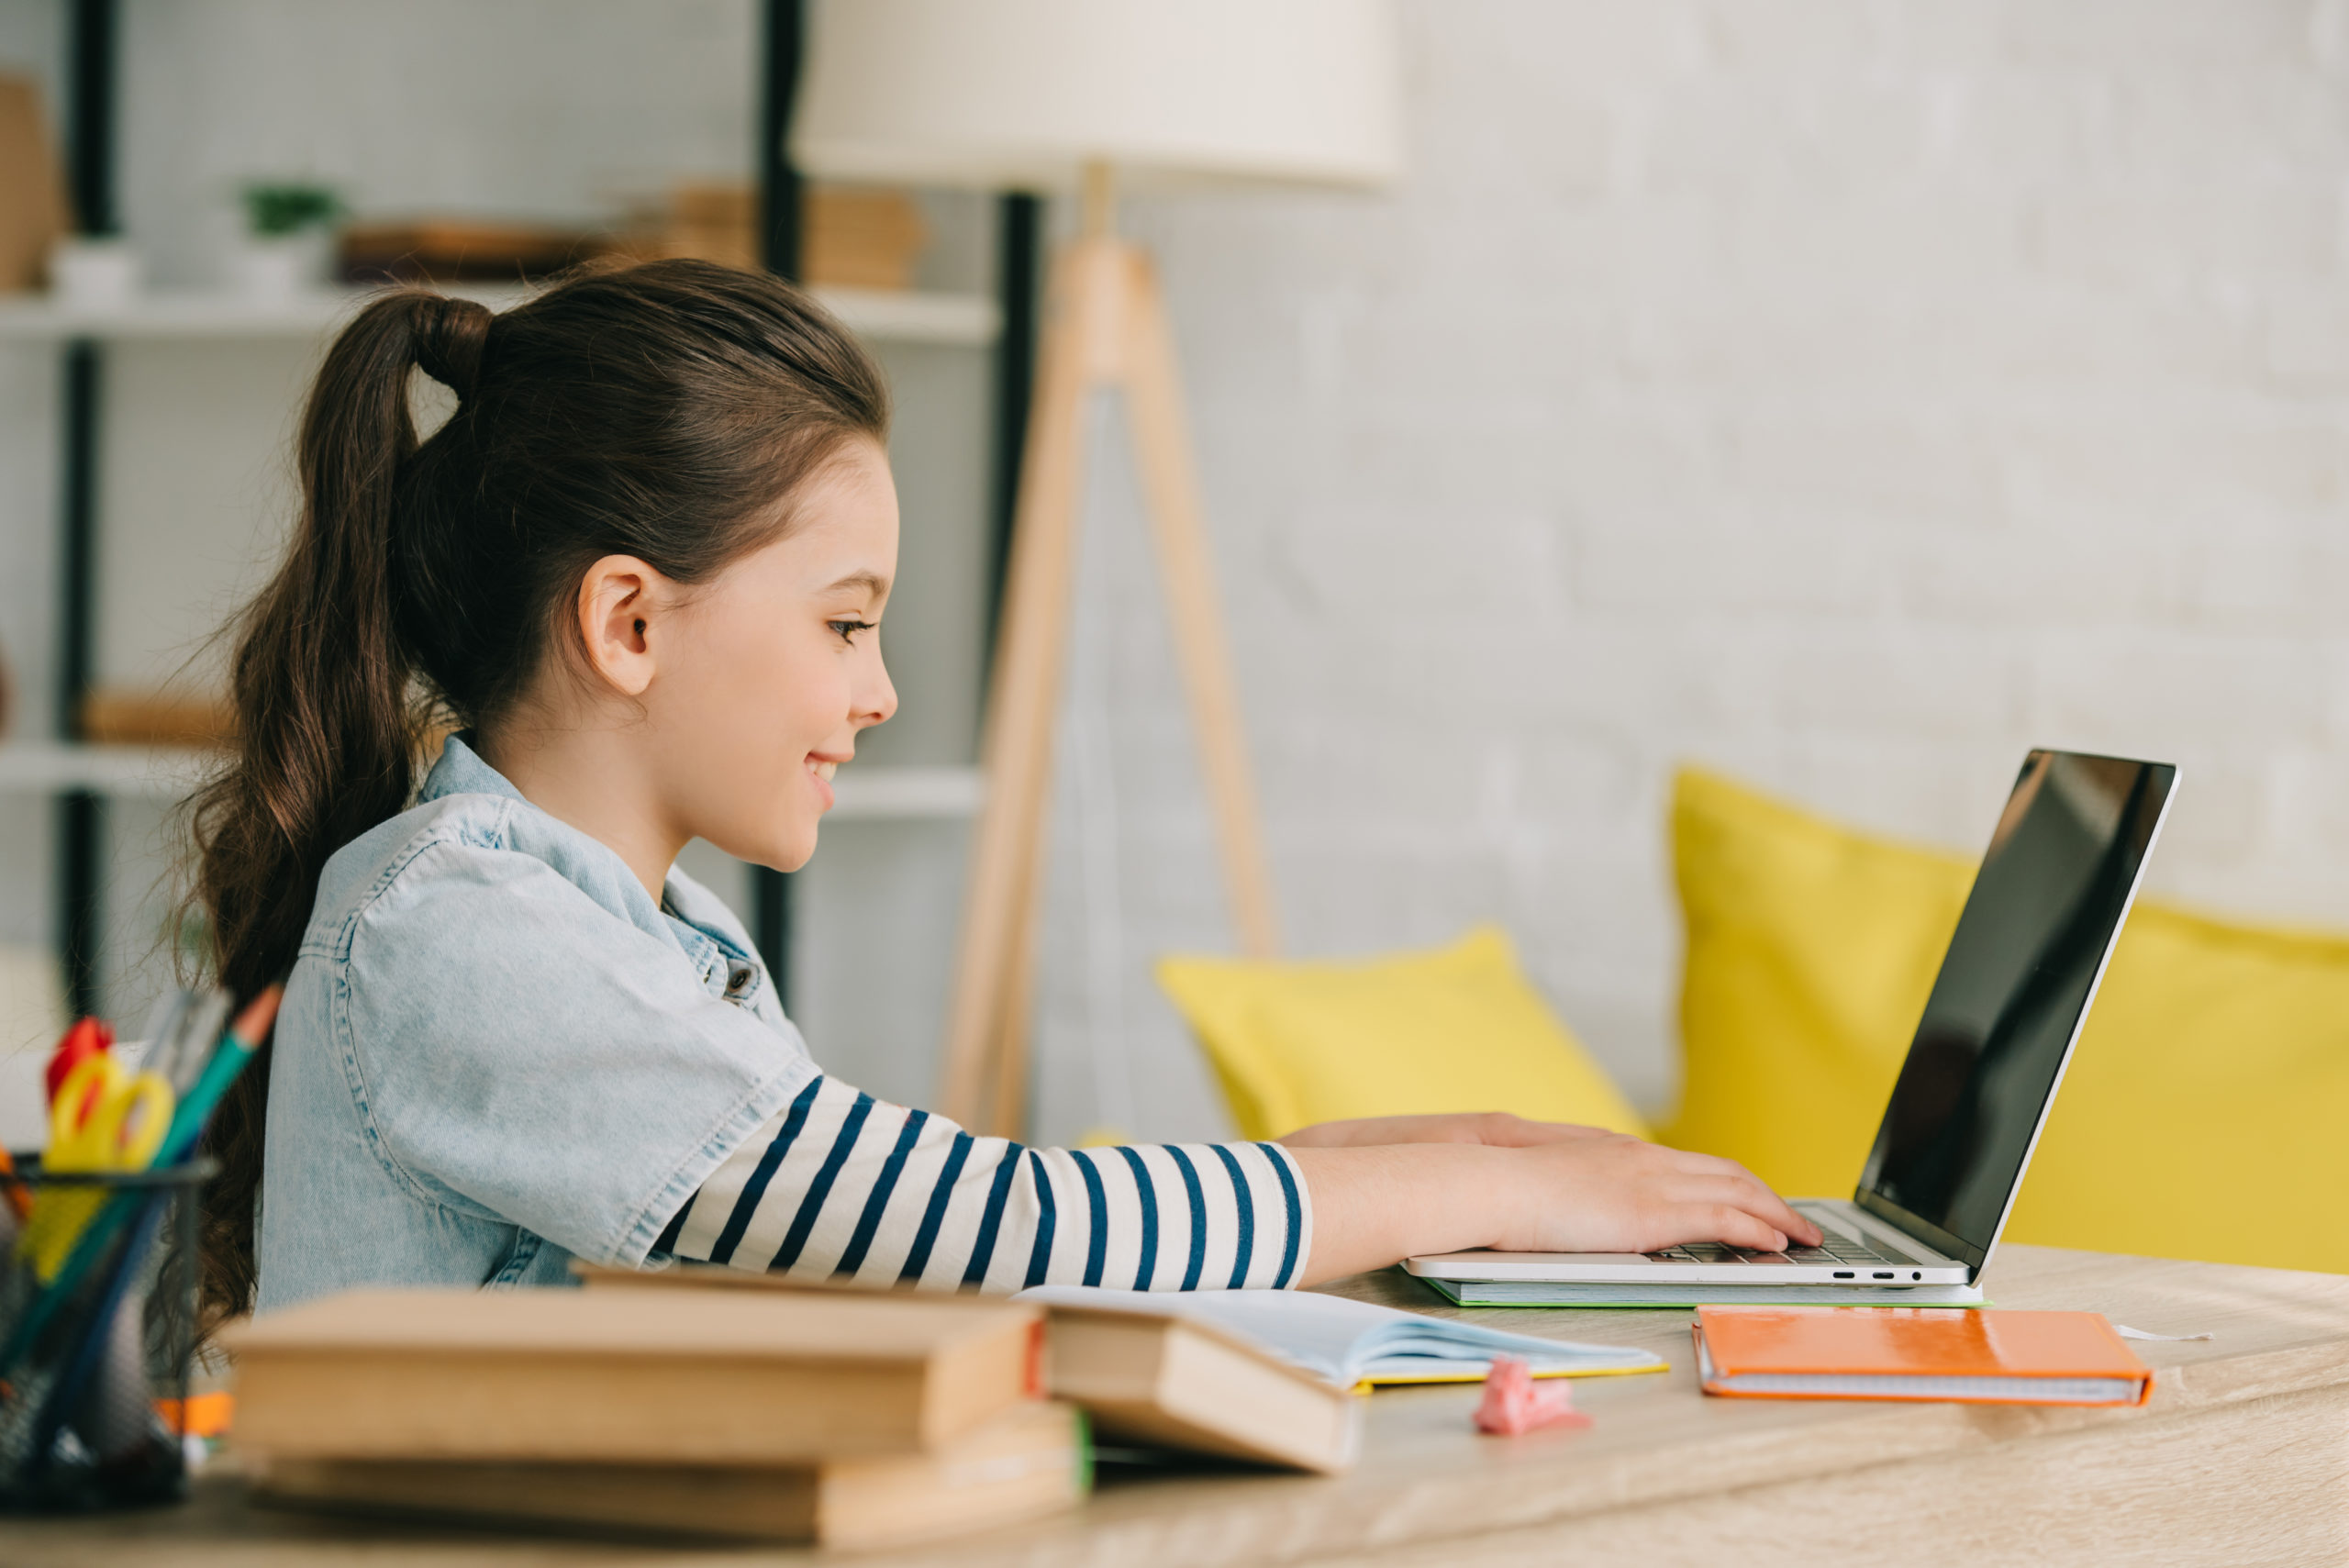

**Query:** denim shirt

left=253, top=737, right=814, bottom=1315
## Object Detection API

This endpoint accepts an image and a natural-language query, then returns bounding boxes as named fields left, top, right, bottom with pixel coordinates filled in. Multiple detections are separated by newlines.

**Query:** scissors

left=21, top=1052, right=176, bottom=1280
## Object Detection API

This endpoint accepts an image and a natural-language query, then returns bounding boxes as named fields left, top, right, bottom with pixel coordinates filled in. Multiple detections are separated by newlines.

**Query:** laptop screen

left=1855, top=751, right=2176, bottom=1268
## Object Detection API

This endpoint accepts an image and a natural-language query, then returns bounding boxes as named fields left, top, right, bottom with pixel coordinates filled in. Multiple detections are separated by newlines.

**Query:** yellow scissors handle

left=49, top=1055, right=173, bottom=1170
left=25, top=1055, right=177, bottom=1278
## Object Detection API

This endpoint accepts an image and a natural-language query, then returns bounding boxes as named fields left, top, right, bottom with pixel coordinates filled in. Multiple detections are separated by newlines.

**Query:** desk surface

left=10, top=1244, right=2349, bottom=1567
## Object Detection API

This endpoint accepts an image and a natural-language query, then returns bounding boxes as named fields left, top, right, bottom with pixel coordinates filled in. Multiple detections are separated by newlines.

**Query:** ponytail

left=184, top=261, right=888, bottom=1329
left=187, top=291, right=491, bottom=1329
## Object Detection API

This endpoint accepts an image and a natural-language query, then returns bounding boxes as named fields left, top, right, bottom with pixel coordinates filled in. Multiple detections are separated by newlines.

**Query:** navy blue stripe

left=708, top=1078, right=822, bottom=1264
left=1259, top=1143, right=1304, bottom=1289
left=1073, top=1151, right=1110, bottom=1287
left=1021, top=1151, right=1059, bottom=1288
left=1114, top=1146, right=1160, bottom=1291
left=1167, top=1146, right=1209, bottom=1291
left=901, top=1129, right=974, bottom=1284
left=651, top=1192, right=694, bottom=1256
left=1211, top=1144, right=1257, bottom=1289
left=769, top=1092, right=874, bottom=1271
left=835, top=1109, right=929, bottom=1278
left=960, top=1142, right=1026, bottom=1288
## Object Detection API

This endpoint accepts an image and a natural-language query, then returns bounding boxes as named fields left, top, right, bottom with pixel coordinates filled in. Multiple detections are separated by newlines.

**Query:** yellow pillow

left=1662, top=766, right=2349, bottom=1273
left=1156, top=926, right=1650, bottom=1142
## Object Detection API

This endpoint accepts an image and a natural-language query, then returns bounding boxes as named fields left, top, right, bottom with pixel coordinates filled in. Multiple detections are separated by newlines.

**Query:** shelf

left=0, top=743, right=984, bottom=820
left=0, top=283, right=1000, bottom=348
left=0, top=741, right=212, bottom=801
left=827, top=764, right=986, bottom=820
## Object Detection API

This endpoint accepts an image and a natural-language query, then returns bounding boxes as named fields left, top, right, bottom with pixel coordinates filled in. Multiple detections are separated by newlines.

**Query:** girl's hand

left=1286, top=1133, right=1823, bottom=1284
left=1281, top=1111, right=1616, bottom=1149
left=1477, top=1133, right=1823, bottom=1255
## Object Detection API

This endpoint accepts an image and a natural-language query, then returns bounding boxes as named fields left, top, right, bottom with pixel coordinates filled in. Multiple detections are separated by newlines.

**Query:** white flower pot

left=48, top=238, right=142, bottom=309
left=230, top=233, right=329, bottom=300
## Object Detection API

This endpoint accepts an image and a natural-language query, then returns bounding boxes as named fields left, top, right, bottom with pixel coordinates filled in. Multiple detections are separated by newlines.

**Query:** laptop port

left=1873, top=1272, right=1895, bottom=1279
left=1832, top=1271, right=1854, bottom=1279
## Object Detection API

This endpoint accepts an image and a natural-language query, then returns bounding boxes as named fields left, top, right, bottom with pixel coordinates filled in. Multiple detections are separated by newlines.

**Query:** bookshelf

left=22, top=0, right=1039, bottom=1029
left=0, top=742, right=984, bottom=820
left=0, top=283, right=1000, bottom=346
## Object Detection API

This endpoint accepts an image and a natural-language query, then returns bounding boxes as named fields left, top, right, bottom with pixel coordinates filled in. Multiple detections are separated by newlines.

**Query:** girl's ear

left=575, top=554, right=665, bottom=697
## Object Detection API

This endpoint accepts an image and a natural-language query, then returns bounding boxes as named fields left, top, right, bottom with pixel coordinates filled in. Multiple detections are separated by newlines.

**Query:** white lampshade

left=791, top=0, right=1404, bottom=191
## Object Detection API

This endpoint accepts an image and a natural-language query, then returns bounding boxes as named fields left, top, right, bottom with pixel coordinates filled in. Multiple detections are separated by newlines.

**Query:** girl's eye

left=829, top=617, right=877, bottom=644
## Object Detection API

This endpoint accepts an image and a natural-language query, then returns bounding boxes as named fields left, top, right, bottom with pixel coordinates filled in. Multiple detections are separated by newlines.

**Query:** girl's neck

left=472, top=720, right=685, bottom=904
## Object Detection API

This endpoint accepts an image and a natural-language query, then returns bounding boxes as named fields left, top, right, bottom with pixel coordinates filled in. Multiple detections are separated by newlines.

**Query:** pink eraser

left=1473, top=1353, right=1595, bottom=1436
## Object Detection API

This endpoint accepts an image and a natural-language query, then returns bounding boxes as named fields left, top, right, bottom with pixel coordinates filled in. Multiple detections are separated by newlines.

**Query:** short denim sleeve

left=336, top=836, right=811, bottom=1267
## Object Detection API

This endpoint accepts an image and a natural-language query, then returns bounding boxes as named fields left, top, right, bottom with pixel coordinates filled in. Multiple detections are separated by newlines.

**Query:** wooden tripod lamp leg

left=1119, top=253, right=1284, bottom=959
left=936, top=245, right=1098, bottom=1131
left=938, top=229, right=1286, bottom=1138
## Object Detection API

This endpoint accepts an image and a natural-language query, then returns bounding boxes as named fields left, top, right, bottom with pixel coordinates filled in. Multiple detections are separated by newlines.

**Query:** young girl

left=189, top=261, right=1814, bottom=1324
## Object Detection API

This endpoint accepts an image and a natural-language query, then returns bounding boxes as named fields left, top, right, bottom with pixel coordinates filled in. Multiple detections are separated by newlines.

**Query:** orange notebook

left=1694, top=1307, right=2153, bottom=1407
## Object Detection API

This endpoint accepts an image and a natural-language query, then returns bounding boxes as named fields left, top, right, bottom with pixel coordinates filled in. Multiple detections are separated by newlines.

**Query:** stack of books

left=230, top=1272, right=1668, bottom=1541
left=225, top=1287, right=1083, bottom=1548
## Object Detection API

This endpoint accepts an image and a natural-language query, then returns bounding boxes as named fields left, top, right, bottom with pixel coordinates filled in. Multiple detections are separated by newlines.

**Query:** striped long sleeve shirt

left=652, top=1076, right=1313, bottom=1292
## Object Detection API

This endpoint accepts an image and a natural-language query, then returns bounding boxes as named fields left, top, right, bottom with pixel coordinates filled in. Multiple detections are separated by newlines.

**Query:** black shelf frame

left=55, top=0, right=117, bottom=1021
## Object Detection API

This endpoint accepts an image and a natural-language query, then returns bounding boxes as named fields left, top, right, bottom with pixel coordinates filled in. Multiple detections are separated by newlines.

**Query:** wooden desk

left=9, top=1244, right=2347, bottom=1566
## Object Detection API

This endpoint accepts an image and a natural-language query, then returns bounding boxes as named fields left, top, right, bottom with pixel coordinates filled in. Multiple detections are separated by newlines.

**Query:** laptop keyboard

left=1642, top=1229, right=1906, bottom=1267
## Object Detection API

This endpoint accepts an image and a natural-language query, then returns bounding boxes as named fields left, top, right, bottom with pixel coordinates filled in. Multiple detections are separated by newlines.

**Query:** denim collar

left=418, top=732, right=527, bottom=808
left=417, top=736, right=761, bottom=995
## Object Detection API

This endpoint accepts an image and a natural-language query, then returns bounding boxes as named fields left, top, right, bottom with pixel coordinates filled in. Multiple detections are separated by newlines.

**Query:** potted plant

left=232, top=181, right=341, bottom=299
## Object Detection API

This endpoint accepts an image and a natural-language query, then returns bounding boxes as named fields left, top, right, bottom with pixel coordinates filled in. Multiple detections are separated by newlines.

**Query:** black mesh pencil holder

left=0, top=1157, right=212, bottom=1512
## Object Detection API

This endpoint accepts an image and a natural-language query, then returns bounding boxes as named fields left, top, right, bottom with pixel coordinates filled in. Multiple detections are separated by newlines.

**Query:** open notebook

left=1016, top=1285, right=1665, bottom=1387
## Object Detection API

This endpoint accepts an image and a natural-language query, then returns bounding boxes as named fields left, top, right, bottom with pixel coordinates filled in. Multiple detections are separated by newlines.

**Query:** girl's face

left=651, top=439, right=901, bottom=873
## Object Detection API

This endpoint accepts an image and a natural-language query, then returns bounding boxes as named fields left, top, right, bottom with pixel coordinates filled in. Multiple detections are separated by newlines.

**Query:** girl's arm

left=1280, top=1111, right=1616, bottom=1149
left=1287, top=1133, right=1821, bottom=1284
left=652, top=1075, right=1815, bottom=1292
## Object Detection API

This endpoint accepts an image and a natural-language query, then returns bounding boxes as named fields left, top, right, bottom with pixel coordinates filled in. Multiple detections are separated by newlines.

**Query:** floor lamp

left=793, top=0, right=1401, bottom=1137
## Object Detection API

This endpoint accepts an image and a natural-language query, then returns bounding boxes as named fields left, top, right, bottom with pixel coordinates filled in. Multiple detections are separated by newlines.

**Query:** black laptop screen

left=1855, top=751, right=2175, bottom=1264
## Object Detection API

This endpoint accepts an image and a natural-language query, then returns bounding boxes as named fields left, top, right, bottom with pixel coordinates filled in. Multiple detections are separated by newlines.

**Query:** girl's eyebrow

left=824, top=570, right=892, bottom=598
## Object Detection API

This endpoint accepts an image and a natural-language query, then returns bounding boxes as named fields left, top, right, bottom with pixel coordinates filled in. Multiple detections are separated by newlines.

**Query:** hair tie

left=413, top=295, right=493, bottom=400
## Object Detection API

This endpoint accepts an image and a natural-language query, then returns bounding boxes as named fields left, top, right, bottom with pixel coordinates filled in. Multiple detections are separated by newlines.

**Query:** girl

left=189, top=261, right=1814, bottom=1325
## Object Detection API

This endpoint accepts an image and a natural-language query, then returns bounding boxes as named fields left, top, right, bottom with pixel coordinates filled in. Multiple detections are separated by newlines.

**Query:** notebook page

left=1018, top=1286, right=1662, bottom=1385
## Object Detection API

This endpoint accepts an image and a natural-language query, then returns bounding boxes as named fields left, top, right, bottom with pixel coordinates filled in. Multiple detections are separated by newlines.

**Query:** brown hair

left=185, top=260, right=890, bottom=1328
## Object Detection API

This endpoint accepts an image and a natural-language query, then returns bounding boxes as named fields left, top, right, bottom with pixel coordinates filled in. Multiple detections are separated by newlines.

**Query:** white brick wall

left=1029, top=0, right=2349, bottom=1140
left=6, top=2, right=2345, bottom=1149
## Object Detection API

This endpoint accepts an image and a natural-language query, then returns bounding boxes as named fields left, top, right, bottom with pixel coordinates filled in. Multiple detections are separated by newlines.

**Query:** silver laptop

left=1408, top=750, right=2178, bottom=1291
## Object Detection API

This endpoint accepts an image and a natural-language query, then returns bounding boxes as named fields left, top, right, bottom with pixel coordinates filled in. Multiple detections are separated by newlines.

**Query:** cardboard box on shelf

left=0, top=75, right=72, bottom=293
left=80, top=688, right=234, bottom=749
left=340, top=219, right=602, bottom=285
left=612, top=182, right=930, bottom=289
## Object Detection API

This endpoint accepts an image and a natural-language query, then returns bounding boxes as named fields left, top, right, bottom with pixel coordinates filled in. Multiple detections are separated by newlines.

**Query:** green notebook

left=1417, top=1277, right=1988, bottom=1309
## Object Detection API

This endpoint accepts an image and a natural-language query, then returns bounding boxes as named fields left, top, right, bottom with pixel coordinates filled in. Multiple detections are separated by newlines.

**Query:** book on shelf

left=250, top=1397, right=1088, bottom=1548
left=225, top=1284, right=1043, bottom=1464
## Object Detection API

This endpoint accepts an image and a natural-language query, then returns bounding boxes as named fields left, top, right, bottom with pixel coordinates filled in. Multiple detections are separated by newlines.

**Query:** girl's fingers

left=1666, top=1174, right=1816, bottom=1249
left=1683, top=1203, right=1786, bottom=1252
left=1666, top=1154, right=1820, bottom=1245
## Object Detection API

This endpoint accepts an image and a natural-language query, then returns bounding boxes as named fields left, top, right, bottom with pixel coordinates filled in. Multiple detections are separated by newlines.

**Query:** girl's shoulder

left=301, top=790, right=517, bottom=954
left=299, top=787, right=674, bottom=968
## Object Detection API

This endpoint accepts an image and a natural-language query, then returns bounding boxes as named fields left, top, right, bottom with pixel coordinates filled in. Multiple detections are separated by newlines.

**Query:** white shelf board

left=0, top=743, right=983, bottom=819
left=827, top=764, right=985, bottom=820
left=0, top=283, right=998, bottom=348
left=0, top=741, right=215, bottom=800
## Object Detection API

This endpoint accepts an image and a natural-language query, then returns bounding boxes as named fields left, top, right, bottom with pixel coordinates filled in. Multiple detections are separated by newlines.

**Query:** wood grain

left=14, top=1246, right=2348, bottom=1567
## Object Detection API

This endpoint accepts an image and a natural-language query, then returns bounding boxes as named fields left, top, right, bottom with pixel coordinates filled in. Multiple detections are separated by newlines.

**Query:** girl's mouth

left=807, top=757, right=838, bottom=809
